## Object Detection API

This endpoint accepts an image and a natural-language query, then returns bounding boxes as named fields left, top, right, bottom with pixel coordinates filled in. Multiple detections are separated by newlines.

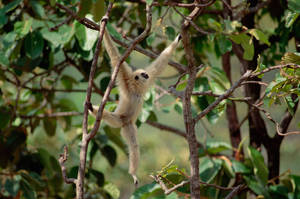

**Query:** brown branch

left=146, top=120, right=203, bottom=148
left=63, top=3, right=113, bottom=199
left=173, top=6, right=213, bottom=35
left=59, top=146, right=77, bottom=184
left=50, top=15, right=73, bottom=31
left=20, top=111, right=82, bottom=119
left=126, top=0, right=216, bottom=8
left=225, top=184, right=245, bottom=199
left=150, top=175, right=189, bottom=195
left=194, top=70, right=252, bottom=122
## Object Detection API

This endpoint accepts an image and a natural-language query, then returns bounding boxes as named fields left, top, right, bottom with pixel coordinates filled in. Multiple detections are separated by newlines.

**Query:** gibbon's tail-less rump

left=89, top=29, right=181, bottom=186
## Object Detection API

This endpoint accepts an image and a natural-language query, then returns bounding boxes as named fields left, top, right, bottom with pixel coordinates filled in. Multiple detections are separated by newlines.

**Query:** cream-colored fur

left=90, top=30, right=181, bottom=185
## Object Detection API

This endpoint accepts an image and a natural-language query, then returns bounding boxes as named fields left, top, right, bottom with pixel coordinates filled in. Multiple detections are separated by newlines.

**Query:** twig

left=173, top=6, right=213, bottom=35
left=50, top=15, right=73, bottom=31
left=146, top=120, right=203, bottom=148
left=150, top=175, right=190, bottom=195
left=194, top=70, right=252, bottom=122
left=59, top=146, right=77, bottom=184
left=126, top=0, right=216, bottom=8
left=225, top=184, right=244, bottom=199
left=20, top=111, right=82, bottom=118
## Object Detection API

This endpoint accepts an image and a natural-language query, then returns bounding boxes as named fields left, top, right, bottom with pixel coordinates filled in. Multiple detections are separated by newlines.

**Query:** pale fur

left=90, top=30, right=180, bottom=185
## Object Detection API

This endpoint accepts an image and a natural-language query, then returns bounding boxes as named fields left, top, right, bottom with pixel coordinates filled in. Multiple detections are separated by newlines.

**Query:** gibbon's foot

left=101, top=16, right=109, bottom=23
left=132, top=175, right=139, bottom=188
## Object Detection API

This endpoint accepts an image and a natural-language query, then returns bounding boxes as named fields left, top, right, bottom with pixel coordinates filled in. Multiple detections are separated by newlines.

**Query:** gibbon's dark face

left=133, top=69, right=149, bottom=83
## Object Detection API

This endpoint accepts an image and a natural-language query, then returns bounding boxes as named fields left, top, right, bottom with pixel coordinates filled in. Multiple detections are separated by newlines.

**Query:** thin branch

left=20, top=111, right=82, bottom=119
left=146, top=120, right=203, bottom=148
left=150, top=175, right=189, bottom=195
left=126, top=0, right=216, bottom=8
left=50, top=15, right=73, bottom=31
left=59, top=146, right=77, bottom=184
left=194, top=70, right=252, bottom=123
left=173, top=6, right=213, bottom=35
left=225, top=184, right=245, bottom=199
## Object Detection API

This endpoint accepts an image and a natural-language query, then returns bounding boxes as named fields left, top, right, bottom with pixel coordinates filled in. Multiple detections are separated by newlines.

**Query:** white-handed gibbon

left=89, top=29, right=181, bottom=185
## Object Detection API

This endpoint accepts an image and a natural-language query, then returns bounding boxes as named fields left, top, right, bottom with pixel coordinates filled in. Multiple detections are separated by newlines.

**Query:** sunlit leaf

left=104, top=182, right=120, bottom=199
left=248, top=29, right=270, bottom=46
left=131, top=182, right=160, bottom=199
left=206, top=141, right=232, bottom=154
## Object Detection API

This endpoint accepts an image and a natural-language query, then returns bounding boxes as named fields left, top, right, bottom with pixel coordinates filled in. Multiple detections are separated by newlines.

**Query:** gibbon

left=89, top=29, right=181, bottom=185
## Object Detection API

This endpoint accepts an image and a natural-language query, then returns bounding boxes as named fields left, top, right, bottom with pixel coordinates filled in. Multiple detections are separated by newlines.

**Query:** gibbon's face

left=133, top=69, right=149, bottom=84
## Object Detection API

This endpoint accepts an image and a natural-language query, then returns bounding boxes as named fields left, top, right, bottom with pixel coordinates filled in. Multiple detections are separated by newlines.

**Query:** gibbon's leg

left=146, top=35, right=181, bottom=85
left=89, top=105, right=122, bottom=128
left=121, top=123, right=139, bottom=186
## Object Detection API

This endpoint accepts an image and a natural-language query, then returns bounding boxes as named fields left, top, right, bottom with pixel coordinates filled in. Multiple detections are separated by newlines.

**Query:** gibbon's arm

left=103, top=30, right=133, bottom=91
left=146, top=35, right=181, bottom=85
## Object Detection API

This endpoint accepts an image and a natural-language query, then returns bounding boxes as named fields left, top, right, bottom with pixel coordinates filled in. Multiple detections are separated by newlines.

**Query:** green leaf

left=14, top=19, right=32, bottom=39
left=208, top=18, right=222, bottom=32
left=206, top=141, right=232, bottom=154
left=130, top=182, right=161, bottom=199
left=285, top=11, right=299, bottom=27
left=104, top=126, right=127, bottom=153
left=146, top=32, right=156, bottom=46
left=288, top=0, right=300, bottom=13
left=61, top=75, right=77, bottom=90
left=232, top=160, right=251, bottom=174
left=20, top=179, right=36, bottom=199
left=282, top=52, right=300, bottom=64
left=165, top=26, right=176, bottom=41
left=0, top=106, right=12, bottom=130
left=78, top=0, right=93, bottom=17
left=0, top=9, right=8, bottom=28
left=174, top=103, right=183, bottom=115
left=30, top=0, right=45, bottom=18
left=247, top=146, right=269, bottom=185
left=244, top=176, right=271, bottom=198
left=146, top=0, right=154, bottom=5
left=269, top=185, right=289, bottom=197
left=230, top=33, right=254, bottom=60
left=217, top=35, right=232, bottom=54
left=20, top=171, right=46, bottom=190
left=89, top=169, right=105, bottom=187
left=4, top=176, right=21, bottom=197
left=101, top=145, right=117, bottom=167
left=91, top=0, right=105, bottom=21
left=24, top=31, right=44, bottom=59
left=248, top=29, right=270, bottom=46
left=100, top=76, right=110, bottom=91
left=106, top=23, right=123, bottom=41
left=43, top=118, right=57, bottom=136
left=0, top=51, right=9, bottom=67
left=199, top=157, right=222, bottom=183
left=104, top=182, right=120, bottom=199
left=3, top=0, right=22, bottom=13
left=75, top=20, right=98, bottom=51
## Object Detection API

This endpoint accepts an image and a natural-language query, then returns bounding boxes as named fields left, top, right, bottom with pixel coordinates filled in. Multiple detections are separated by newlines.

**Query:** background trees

left=1, top=0, right=300, bottom=198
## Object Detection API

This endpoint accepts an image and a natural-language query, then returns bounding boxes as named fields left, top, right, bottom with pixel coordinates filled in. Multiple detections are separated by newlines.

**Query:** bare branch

left=146, top=120, right=203, bottom=148
left=150, top=175, right=189, bottom=195
left=59, top=146, right=77, bottom=184
left=173, top=7, right=213, bottom=35
left=20, top=111, right=82, bottom=119
left=194, top=70, right=252, bottom=123
left=225, top=184, right=244, bottom=199
left=126, top=0, right=216, bottom=8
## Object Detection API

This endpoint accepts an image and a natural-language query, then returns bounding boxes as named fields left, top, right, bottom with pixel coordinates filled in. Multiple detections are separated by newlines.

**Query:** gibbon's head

left=131, top=69, right=149, bottom=92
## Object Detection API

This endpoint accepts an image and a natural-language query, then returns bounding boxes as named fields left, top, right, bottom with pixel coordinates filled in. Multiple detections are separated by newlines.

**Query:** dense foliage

left=1, top=0, right=300, bottom=198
